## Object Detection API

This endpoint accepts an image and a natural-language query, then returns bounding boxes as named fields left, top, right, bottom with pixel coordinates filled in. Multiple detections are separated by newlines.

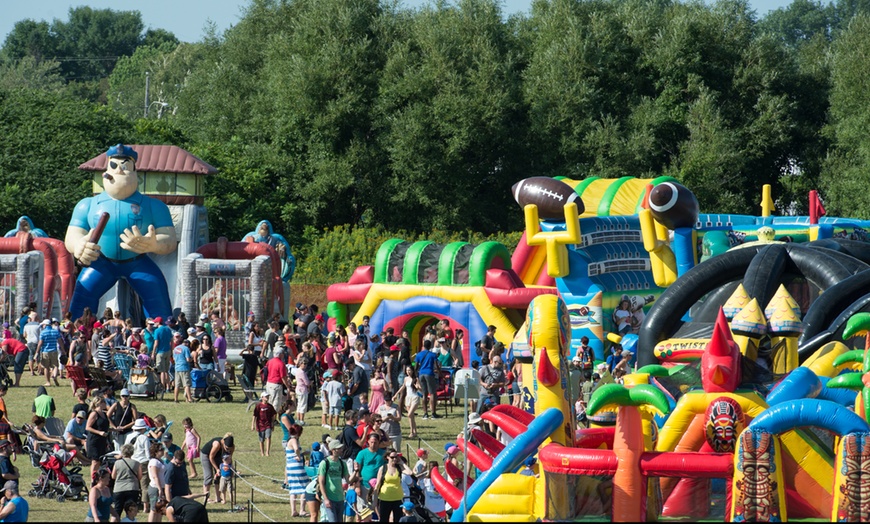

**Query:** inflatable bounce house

left=328, top=173, right=870, bottom=521
left=0, top=144, right=294, bottom=333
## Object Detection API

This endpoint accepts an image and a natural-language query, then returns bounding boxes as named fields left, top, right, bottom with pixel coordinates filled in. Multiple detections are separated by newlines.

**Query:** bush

left=294, top=224, right=522, bottom=284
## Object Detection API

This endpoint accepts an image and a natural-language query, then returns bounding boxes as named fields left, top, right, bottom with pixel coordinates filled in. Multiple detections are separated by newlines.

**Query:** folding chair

left=65, top=366, right=93, bottom=393
left=435, top=370, right=455, bottom=416
left=113, top=353, right=135, bottom=383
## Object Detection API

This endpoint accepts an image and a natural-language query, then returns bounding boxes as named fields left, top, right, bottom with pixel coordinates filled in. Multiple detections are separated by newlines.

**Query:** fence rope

left=235, top=472, right=293, bottom=501
left=234, top=459, right=285, bottom=483
left=248, top=501, right=278, bottom=523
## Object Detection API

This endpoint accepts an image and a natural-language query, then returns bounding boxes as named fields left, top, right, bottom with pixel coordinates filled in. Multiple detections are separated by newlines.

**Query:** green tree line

left=2, top=0, right=870, bottom=280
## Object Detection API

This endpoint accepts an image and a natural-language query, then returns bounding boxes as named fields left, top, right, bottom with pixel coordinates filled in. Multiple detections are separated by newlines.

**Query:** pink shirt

left=293, top=367, right=310, bottom=395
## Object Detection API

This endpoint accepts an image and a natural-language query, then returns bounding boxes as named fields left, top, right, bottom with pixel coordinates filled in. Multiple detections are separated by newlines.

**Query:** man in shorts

left=264, top=348, right=290, bottom=413
left=173, top=338, right=193, bottom=403
left=251, top=392, right=277, bottom=456
left=414, top=339, right=440, bottom=419
left=322, top=370, right=346, bottom=430
left=151, top=317, right=173, bottom=391
left=36, top=318, right=64, bottom=387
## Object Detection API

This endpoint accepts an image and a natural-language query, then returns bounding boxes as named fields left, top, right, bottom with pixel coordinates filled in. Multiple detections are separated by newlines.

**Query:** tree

left=0, top=87, right=140, bottom=236
left=820, top=14, right=870, bottom=218
left=108, top=42, right=204, bottom=121
left=373, top=0, right=526, bottom=232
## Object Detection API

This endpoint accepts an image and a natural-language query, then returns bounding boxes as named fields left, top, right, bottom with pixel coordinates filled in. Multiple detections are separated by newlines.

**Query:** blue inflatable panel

left=749, top=398, right=869, bottom=436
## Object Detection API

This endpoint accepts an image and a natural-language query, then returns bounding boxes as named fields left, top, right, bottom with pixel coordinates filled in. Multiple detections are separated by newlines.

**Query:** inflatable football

left=648, top=181, right=699, bottom=230
left=511, top=177, right=583, bottom=220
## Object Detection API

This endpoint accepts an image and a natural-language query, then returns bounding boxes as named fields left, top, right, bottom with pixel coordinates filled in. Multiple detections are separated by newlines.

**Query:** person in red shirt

left=264, top=348, right=291, bottom=413
left=355, top=408, right=374, bottom=439
left=439, top=319, right=454, bottom=342
left=251, top=392, right=278, bottom=456
left=1, top=337, right=30, bottom=387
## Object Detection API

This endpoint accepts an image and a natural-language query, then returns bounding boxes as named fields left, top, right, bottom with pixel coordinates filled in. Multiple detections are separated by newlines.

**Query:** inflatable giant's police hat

left=106, top=143, right=138, bottom=162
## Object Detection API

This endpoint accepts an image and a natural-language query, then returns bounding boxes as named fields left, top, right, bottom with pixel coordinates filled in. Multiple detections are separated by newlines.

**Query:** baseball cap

left=187, top=327, right=196, bottom=335
left=315, top=314, right=323, bottom=321
left=76, top=411, right=87, bottom=419
left=402, top=501, right=415, bottom=511
left=447, top=445, right=458, bottom=456
left=163, top=433, right=173, bottom=441
left=260, top=392, right=269, bottom=398
left=328, top=440, right=344, bottom=451
left=199, top=313, right=208, bottom=320
left=153, top=316, right=163, bottom=325
left=312, top=442, right=321, bottom=451
left=357, top=407, right=370, bottom=417
left=416, top=448, right=427, bottom=458
left=295, top=302, right=304, bottom=309
left=93, top=321, right=103, bottom=329
left=120, top=388, right=130, bottom=396
left=40, top=319, right=50, bottom=326
left=323, top=370, right=334, bottom=379
left=1, top=480, right=17, bottom=492
left=390, top=345, right=400, bottom=352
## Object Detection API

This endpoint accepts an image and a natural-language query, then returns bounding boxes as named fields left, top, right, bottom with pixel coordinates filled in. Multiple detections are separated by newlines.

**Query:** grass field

left=4, top=369, right=466, bottom=522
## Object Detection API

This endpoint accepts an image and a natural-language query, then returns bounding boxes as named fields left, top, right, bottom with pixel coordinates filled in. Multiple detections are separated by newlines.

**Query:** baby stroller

left=127, top=367, right=165, bottom=400
left=26, top=443, right=86, bottom=502
left=0, top=353, right=14, bottom=390
left=191, top=368, right=232, bottom=402
left=408, top=484, right=445, bottom=522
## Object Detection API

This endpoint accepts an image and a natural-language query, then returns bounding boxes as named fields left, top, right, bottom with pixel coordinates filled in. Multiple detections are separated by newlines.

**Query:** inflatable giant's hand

left=66, top=228, right=101, bottom=266
left=120, top=224, right=176, bottom=255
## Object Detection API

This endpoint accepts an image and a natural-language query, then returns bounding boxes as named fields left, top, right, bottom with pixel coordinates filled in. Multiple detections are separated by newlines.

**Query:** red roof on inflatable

left=78, top=145, right=217, bottom=175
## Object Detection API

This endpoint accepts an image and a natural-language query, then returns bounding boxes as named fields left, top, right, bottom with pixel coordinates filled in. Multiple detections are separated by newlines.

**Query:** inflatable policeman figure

left=65, top=144, right=177, bottom=319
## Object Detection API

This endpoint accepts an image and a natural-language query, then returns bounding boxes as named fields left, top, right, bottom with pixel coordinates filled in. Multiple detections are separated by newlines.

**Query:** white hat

left=468, top=413, right=482, bottom=425
left=187, top=327, right=196, bottom=335
left=40, top=319, right=50, bottom=326
left=260, top=392, right=269, bottom=398
left=120, top=388, right=130, bottom=396
left=132, top=419, right=148, bottom=431
left=199, top=313, right=208, bottom=320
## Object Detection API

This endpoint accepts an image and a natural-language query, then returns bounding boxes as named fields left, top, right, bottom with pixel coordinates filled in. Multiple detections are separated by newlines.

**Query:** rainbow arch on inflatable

left=327, top=239, right=554, bottom=361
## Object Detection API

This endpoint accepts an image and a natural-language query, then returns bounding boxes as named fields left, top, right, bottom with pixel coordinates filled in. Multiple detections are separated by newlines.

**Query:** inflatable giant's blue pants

left=69, top=255, right=172, bottom=320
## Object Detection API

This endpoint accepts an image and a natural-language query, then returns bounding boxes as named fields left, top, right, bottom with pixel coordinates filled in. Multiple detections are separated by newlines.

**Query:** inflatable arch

left=328, top=239, right=532, bottom=362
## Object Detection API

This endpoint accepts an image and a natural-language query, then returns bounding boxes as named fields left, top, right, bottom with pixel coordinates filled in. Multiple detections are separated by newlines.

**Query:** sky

left=1, top=0, right=796, bottom=45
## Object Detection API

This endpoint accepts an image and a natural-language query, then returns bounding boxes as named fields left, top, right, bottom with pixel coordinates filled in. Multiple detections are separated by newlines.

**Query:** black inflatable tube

left=637, top=246, right=764, bottom=367
left=797, top=292, right=870, bottom=357
left=638, top=242, right=861, bottom=367
left=805, top=246, right=869, bottom=275
left=808, top=238, right=870, bottom=265
left=741, top=244, right=789, bottom=309
left=798, top=270, right=870, bottom=351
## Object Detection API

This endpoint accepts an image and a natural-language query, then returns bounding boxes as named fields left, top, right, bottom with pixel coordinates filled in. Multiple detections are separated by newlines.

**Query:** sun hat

left=132, top=419, right=148, bottom=431
left=328, top=440, right=344, bottom=451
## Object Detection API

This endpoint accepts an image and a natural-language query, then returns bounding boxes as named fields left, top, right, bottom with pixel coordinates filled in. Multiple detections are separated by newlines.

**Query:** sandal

left=408, top=433, right=418, bottom=439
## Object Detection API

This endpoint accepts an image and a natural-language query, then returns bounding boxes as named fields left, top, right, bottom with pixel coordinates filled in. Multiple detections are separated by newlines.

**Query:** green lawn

left=4, top=370, right=466, bottom=522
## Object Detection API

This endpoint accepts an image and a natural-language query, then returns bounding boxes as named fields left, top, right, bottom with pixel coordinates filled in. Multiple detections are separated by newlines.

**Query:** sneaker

left=431, top=414, right=441, bottom=419
left=298, top=421, right=306, bottom=426
left=422, top=414, right=430, bottom=420
left=322, top=424, right=331, bottom=429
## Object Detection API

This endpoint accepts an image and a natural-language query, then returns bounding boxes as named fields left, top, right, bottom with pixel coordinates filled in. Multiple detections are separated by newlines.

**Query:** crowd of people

left=0, top=299, right=579, bottom=522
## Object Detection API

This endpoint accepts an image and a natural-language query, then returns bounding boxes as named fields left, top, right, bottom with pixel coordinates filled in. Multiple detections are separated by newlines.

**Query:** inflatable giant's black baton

left=89, top=212, right=109, bottom=244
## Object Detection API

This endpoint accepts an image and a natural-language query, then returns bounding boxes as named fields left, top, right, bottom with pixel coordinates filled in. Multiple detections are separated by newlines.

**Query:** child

left=120, top=499, right=140, bottom=522
left=344, top=478, right=359, bottom=522
left=398, top=500, right=419, bottom=522
left=136, top=345, right=151, bottom=369
left=218, top=453, right=233, bottom=504
left=323, top=370, right=346, bottom=430
left=413, top=449, right=428, bottom=476
left=181, top=417, right=201, bottom=478
left=308, top=442, right=325, bottom=471
left=420, top=461, right=447, bottom=520
left=520, top=456, right=539, bottom=477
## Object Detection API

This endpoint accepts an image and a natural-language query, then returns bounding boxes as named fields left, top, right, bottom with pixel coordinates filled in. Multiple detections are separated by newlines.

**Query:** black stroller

left=408, top=484, right=445, bottom=522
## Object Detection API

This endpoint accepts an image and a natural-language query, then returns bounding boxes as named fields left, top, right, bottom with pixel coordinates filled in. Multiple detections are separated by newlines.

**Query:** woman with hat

left=107, top=388, right=138, bottom=451
left=125, top=418, right=152, bottom=513
left=284, top=423, right=308, bottom=517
